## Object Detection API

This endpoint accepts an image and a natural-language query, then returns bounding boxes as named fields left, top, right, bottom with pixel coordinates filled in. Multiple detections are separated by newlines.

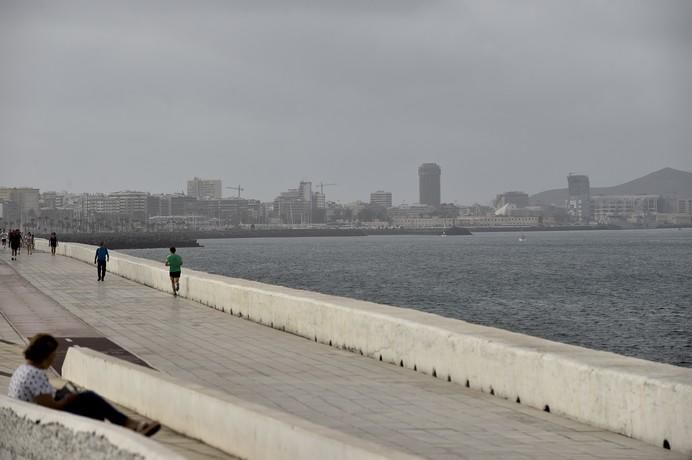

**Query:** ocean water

left=123, top=229, right=692, bottom=367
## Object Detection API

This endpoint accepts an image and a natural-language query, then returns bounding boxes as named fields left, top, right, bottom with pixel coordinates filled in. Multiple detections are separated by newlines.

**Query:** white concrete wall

left=63, top=347, right=420, bottom=460
left=36, top=239, right=692, bottom=455
left=0, top=395, right=183, bottom=460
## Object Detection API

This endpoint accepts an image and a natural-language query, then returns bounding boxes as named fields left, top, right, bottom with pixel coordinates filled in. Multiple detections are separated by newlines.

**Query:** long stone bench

left=35, top=239, right=692, bottom=455
left=62, top=346, right=419, bottom=460
left=0, top=395, right=183, bottom=460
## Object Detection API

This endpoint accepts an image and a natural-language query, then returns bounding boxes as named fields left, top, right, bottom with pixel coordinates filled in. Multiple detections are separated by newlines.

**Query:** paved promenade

left=1, top=252, right=686, bottom=460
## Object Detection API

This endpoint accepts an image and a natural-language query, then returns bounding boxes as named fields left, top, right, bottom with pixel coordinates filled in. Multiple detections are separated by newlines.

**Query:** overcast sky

left=1, top=0, right=690, bottom=204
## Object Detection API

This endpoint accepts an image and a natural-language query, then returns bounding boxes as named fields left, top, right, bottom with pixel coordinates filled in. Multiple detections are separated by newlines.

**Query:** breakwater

left=37, top=232, right=201, bottom=249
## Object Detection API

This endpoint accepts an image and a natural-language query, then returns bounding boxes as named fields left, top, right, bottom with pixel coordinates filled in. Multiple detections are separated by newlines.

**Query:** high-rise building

left=370, top=191, right=393, bottom=208
left=418, top=163, right=441, bottom=207
left=0, top=187, right=40, bottom=227
left=566, top=174, right=591, bottom=224
left=187, top=177, right=222, bottom=200
left=313, top=192, right=326, bottom=209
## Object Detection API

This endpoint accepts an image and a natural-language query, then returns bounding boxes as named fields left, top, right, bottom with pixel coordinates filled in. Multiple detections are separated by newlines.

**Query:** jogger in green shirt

left=165, top=247, right=183, bottom=296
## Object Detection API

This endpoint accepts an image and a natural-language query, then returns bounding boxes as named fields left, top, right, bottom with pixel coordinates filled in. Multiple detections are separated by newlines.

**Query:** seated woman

left=8, top=333, right=161, bottom=437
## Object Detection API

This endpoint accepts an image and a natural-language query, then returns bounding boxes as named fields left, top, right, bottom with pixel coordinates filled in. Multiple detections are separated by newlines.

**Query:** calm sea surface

left=123, top=229, right=692, bottom=367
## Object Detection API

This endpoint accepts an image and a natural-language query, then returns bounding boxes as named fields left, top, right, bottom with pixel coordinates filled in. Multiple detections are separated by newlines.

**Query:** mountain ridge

left=530, top=168, right=692, bottom=206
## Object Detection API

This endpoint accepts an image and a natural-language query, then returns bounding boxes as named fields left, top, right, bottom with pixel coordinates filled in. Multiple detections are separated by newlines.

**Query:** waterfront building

left=146, top=194, right=167, bottom=218
left=168, top=194, right=199, bottom=216
left=389, top=203, right=435, bottom=219
left=674, top=198, right=692, bottom=214
left=391, top=216, right=457, bottom=228
left=299, top=181, right=313, bottom=205
left=40, top=191, right=70, bottom=210
left=459, top=204, right=496, bottom=217
left=656, top=213, right=692, bottom=226
left=591, top=194, right=663, bottom=225
left=456, top=215, right=542, bottom=227
left=80, top=193, right=109, bottom=214
left=107, top=191, right=148, bottom=218
left=370, top=191, right=393, bottom=208
left=0, top=201, right=19, bottom=228
left=566, top=174, right=591, bottom=224
left=40, top=191, right=58, bottom=209
left=187, top=177, right=222, bottom=200
left=418, top=163, right=441, bottom=207
left=0, top=187, right=40, bottom=228
left=274, top=187, right=310, bottom=225
left=313, top=191, right=326, bottom=209
left=494, top=191, right=529, bottom=209
left=272, top=181, right=326, bottom=225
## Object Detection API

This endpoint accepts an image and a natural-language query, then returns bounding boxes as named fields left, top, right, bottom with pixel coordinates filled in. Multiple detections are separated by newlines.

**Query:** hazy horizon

left=1, top=1, right=690, bottom=204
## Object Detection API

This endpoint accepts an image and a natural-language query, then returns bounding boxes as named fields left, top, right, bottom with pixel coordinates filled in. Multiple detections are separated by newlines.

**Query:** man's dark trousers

left=97, top=261, right=107, bottom=280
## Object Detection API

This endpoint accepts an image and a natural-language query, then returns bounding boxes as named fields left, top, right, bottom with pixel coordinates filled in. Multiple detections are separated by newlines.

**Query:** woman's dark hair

left=170, top=247, right=176, bottom=253
left=24, top=334, right=59, bottom=363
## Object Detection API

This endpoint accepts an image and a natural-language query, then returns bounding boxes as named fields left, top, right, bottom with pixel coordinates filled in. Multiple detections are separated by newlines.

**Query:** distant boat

left=518, top=234, right=527, bottom=242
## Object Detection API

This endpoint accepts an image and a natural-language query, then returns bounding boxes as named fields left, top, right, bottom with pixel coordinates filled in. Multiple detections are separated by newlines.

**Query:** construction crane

left=225, top=185, right=245, bottom=198
left=315, top=183, right=336, bottom=195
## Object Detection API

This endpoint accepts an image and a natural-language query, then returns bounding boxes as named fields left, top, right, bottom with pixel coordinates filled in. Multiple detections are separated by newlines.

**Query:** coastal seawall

left=33, top=239, right=692, bottom=455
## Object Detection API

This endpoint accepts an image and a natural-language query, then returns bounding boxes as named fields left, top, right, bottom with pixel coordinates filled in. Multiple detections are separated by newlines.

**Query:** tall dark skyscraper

left=567, top=174, right=591, bottom=223
left=418, top=163, right=441, bottom=207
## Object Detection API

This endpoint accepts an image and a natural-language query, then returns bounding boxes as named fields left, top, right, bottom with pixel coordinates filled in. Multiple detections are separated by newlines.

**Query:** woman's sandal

left=136, top=421, right=162, bottom=437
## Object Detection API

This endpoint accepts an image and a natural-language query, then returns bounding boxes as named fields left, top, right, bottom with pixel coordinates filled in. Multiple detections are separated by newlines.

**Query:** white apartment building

left=591, top=195, right=662, bottom=224
left=187, top=177, right=222, bottom=200
left=370, top=191, right=393, bottom=208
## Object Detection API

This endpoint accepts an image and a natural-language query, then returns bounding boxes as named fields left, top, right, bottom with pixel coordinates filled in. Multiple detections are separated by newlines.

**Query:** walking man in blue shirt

left=95, top=242, right=109, bottom=282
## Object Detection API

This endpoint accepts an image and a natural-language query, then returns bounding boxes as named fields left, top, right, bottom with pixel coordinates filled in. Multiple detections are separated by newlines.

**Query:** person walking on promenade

left=9, top=229, right=21, bottom=260
left=25, top=232, right=34, bottom=255
left=8, top=333, right=161, bottom=436
left=165, top=246, right=182, bottom=296
left=1, top=229, right=7, bottom=248
left=48, top=232, right=58, bottom=255
left=94, top=241, right=109, bottom=281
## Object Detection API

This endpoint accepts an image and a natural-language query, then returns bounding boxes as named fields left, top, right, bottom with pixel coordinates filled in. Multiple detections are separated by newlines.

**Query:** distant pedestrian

left=94, top=241, right=111, bottom=281
left=9, top=229, right=21, bottom=261
left=49, top=232, right=58, bottom=255
left=94, top=241, right=109, bottom=281
left=1, top=230, right=7, bottom=248
left=25, top=232, right=34, bottom=255
left=165, top=247, right=182, bottom=296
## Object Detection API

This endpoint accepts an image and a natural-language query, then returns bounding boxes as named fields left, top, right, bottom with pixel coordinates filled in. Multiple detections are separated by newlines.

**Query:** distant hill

left=530, top=167, right=692, bottom=206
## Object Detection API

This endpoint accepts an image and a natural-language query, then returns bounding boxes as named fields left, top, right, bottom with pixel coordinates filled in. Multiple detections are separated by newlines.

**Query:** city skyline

left=1, top=164, right=691, bottom=208
left=1, top=1, right=691, bottom=204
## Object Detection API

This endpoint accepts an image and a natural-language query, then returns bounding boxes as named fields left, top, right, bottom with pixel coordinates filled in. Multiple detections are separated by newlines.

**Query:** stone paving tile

left=3, top=253, right=688, bottom=460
